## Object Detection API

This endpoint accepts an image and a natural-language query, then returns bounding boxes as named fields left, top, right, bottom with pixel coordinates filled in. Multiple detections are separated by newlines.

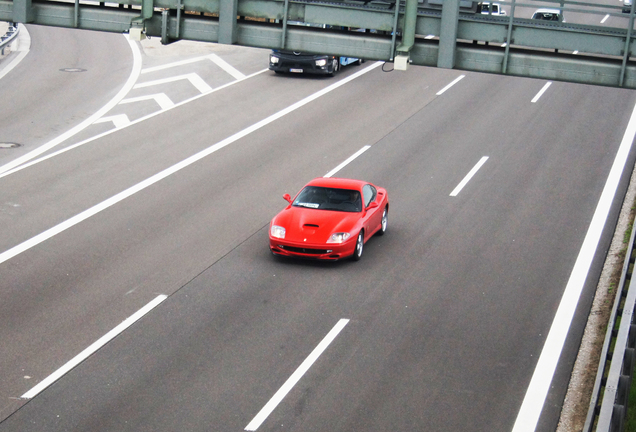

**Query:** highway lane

left=0, top=25, right=133, bottom=167
left=0, top=63, right=456, bottom=417
left=0, top=31, right=273, bottom=419
left=1, top=58, right=635, bottom=432
left=1, top=60, right=458, bottom=418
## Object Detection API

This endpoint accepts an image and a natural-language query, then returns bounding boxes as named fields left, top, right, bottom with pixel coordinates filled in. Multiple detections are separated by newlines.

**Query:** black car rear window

left=293, top=186, right=362, bottom=212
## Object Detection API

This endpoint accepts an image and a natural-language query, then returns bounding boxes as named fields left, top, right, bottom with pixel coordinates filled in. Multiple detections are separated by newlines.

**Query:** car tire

left=329, top=58, right=340, bottom=76
left=352, top=231, right=364, bottom=261
left=377, top=207, right=388, bottom=236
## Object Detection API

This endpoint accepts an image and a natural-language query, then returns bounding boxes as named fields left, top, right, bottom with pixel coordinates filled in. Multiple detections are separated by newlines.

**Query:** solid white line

left=0, top=35, right=142, bottom=176
left=324, top=146, right=371, bottom=178
left=531, top=82, right=552, bottom=103
left=449, top=156, right=489, bottom=196
left=601, top=14, right=610, bottom=23
left=511, top=99, right=636, bottom=432
left=0, top=62, right=383, bottom=264
left=436, top=75, right=465, bottom=95
left=21, top=295, right=168, bottom=399
left=208, top=53, right=246, bottom=80
left=0, top=69, right=270, bottom=180
left=245, top=319, right=350, bottom=431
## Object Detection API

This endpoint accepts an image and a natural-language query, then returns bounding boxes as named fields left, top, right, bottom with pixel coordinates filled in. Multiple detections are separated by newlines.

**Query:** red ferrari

left=269, top=177, right=389, bottom=261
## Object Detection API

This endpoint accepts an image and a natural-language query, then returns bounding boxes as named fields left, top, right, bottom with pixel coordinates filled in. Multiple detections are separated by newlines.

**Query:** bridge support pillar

left=438, top=0, right=460, bottom=69
left=219, top=0, right=239, bottom=44
left=129, top=0, right=153, bottom=40
left=13, top=0, right=34, bottom=23
left=394, top=0, right=417, bottom=70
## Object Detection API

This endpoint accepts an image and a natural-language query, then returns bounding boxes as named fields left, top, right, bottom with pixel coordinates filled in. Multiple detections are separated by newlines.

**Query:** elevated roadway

left=3, top=0, right=636, bottom=87
left=0, top=25, right=635, bottom=432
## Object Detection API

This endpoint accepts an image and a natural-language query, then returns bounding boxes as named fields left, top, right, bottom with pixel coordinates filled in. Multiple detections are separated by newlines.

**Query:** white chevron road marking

left=141, top=53, right=246, bottom=80
left=133, top=73, right=213, bottom=94
left=207, top=53, right=246, bottom=80
left=120, top=93, right=175, bottom=110
left=93, top=114, right=131, bottom=129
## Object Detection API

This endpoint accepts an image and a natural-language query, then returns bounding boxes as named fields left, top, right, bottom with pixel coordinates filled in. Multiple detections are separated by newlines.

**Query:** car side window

left=362, top=184, right=377, bottom=207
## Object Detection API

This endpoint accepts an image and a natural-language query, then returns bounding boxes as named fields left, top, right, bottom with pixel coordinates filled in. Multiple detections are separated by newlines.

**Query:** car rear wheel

left=352, top=231, right=364, bottom=261
left=377, top=208, right=388, bottom=236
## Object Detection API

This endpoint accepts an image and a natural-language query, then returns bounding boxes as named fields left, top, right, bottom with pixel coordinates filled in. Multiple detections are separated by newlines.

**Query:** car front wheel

left=378, top=208, right=388, bottom=236
left=329, top=58, right=340, bottom=76
left=352, top=231, right=364, bottom=261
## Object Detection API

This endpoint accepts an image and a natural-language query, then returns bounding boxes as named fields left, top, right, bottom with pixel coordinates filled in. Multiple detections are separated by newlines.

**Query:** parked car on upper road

left=624, top=0, right=632, bottom=13
left=531, top=8, right=565, bottom=22
left=477, top=2, right=506, bottom=16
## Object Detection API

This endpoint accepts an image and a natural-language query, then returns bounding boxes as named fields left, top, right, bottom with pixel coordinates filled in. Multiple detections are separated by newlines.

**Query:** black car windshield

left=534, top=12, right=559, bottom=20
left=293, top=186, right=362, bottom=212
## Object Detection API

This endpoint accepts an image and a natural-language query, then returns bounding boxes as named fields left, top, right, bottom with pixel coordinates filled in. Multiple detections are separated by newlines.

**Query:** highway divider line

left=0, top=61, right=383, bottom=265
left=449, top=156, right=489, bottom=196
left=244, top=319, right=350, bottom=431
left=0, top=35, right=142, bottom=176
left=324, top=145, right=371, bottom=178
left=21, top=295, right=168, bottom=399
left=511, top=98, right=636, bottom=432
left=531, top=82, right=552, bottom=103
left=436, top=74, right=465, bottom=95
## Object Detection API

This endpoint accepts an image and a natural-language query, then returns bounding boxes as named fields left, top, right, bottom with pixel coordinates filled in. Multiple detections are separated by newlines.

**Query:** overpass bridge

left=1, top=0, right=635, bottom=87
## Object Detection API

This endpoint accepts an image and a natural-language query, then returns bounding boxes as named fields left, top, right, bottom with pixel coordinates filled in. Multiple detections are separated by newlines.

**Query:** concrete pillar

left=219, top=0, right=239, bottom=44
left=438, top=0, right=460, bottom=69
left=13, top=0, right=34, bottom=23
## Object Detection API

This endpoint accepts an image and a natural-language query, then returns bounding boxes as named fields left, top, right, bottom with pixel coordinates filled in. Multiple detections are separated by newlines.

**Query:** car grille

left=280, top=246, right=330, bottom=255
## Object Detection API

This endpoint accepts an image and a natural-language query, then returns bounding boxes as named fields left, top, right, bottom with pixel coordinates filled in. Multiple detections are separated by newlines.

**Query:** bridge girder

left=1, top=0, right=636, bottom=88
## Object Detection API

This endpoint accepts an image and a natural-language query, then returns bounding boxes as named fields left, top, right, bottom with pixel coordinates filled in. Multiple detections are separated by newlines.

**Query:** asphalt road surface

left=1, top=24, right=635, bottom=432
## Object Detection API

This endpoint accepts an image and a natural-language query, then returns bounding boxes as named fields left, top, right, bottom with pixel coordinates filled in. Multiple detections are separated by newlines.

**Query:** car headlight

left=315, top=59, right=328, bottom=67
left=326, top=232, right=351, bottom=244
left=270, top=56, right=279, bottom=64
left=270, top=225, right=285, bottom=239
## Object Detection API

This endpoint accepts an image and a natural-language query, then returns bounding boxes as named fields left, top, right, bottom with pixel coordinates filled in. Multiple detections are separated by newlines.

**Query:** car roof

left=305, top=177, right=368, bottom=190
left=533, top=8, right=562, bottom=14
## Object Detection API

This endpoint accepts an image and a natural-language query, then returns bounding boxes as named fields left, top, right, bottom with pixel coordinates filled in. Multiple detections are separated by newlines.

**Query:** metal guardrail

left=0, top=22, right=19, bottom=55
left=585, top=220, right=636, bottom=431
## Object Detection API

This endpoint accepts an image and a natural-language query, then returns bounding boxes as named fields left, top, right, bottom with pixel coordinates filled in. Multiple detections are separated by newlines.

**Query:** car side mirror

left=283, top=193, right=292, bottom=203
left=367, top=201, right=379, bottom=210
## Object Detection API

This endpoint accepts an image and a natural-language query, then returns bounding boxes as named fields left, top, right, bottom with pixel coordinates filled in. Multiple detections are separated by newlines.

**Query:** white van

left=531, top=8, right=565, bottom=22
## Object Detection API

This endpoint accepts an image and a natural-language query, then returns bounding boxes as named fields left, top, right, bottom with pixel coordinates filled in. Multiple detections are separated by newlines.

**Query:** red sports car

left=269, top=177, right=389, bottom=261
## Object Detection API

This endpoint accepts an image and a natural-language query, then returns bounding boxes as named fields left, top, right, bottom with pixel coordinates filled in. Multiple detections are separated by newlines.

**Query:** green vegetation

left=624, top=201, right=636, bottom=431
left=627, top=372, right=636, bottom=431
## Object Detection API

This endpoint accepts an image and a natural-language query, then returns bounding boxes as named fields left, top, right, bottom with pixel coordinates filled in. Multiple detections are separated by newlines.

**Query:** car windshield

left=293, top=186, right=362, bottom=212
left=534, top=12, right=559, bottom=20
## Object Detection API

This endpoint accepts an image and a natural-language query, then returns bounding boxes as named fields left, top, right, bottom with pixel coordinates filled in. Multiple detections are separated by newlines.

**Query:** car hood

left=273, top=206, right=361, bottom=244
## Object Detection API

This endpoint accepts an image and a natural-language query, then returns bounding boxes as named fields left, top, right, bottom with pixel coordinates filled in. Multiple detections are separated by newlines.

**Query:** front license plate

left=290, top=68, right=303, bottom=73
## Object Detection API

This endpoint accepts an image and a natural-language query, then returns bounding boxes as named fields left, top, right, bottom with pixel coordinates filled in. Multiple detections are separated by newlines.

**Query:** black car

left=269, top=50, right=342, bottom=76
